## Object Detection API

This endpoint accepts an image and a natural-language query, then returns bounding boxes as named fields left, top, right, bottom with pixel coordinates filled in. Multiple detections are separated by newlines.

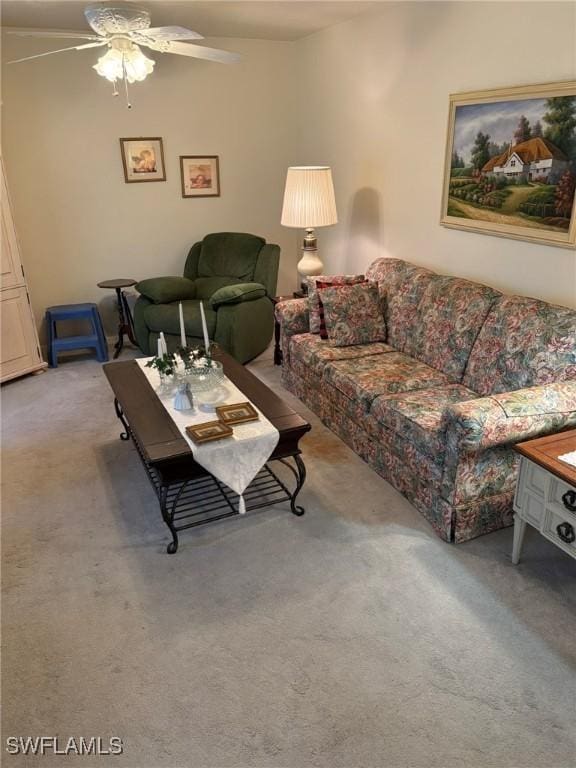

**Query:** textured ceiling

left=1, top=1, right=379, bottom=41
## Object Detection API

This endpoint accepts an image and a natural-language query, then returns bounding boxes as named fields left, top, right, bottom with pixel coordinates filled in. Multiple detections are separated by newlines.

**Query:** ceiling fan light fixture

left=93, top=41, right=154, bottom=83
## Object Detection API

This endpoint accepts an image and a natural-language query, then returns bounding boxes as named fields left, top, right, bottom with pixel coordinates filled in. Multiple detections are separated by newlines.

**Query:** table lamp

left=281, top=166, right=338, bottom=291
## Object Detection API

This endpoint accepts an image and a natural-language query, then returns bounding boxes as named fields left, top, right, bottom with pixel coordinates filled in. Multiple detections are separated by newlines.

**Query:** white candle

left=157, top=338, right=163, bottom=358
left=199, top=301, right=210, bottom=354
left=178, top=302, right=186, bottom=348
left=159, top=331, right=167, bottom=356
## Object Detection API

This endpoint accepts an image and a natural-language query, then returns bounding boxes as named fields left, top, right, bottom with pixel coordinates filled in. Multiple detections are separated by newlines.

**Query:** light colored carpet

left=2, top=349, right=575, bottom=768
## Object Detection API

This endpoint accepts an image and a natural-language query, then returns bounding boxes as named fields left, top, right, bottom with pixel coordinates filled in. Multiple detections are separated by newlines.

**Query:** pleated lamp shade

left=281, top=166, right=338, bottom=228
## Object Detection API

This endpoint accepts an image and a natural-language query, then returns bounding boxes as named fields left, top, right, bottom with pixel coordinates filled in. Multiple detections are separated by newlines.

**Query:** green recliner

left=133, top=232, right=280, bottom=364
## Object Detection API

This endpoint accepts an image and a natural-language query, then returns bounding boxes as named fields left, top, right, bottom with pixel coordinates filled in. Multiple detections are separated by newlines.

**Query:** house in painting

left=481, top=136, right=568, bottom=183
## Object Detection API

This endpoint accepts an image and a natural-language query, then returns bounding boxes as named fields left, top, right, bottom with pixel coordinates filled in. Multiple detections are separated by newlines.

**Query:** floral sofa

left=276, top=258, right=576, bottom=543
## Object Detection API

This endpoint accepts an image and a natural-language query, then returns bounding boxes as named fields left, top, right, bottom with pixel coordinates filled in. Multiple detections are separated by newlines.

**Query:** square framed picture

left=120, top=137, right=166, bottom=183
left=185, top=420, right=233, bottom=445
left=180, top=155, right=220, bottom=198
left=216, top=402, right=259, bottom=426
left=440, top=81, right=576, bottom=248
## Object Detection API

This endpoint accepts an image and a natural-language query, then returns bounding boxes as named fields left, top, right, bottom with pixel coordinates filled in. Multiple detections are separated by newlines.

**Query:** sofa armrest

left=136, top=276, right=196, bottom=304
left=443, top=382, right=576, bottom=453
left=275, top=298, right=309, bottom=336
left=210, top=282, right=267, bottom=309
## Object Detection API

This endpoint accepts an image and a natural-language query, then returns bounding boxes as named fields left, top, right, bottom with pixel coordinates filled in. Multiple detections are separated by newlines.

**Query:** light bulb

left=123, top=48, right=155, bottom=83
left=93, top=48, right=123, bottom=82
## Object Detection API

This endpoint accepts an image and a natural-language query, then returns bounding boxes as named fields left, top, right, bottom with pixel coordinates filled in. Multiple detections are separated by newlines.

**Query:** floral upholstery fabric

left=366, top=258, right=437, bottom=355
left=442, top=381, right=576, bottom=454
left=307, top=274, right=365, bottom=334
left=289, top=333, right=393, bottom=376
left=369, top=385, right=478, bottom=463
left=275, top=298, right=309, bottom=336
left=323, top=352, right=448, bottom=411
left=319, top=282, right=386, bottom=347
left=442, top=445, right=519, bottom=507
left=276, top=256, right=576, bottom=544
left=412, top=276, right=500, bottom=382
left=463, top=295, right=576, bottom=395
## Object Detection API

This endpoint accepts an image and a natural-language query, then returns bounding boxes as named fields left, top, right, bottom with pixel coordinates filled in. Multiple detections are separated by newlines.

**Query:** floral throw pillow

left=319, top=282, right=386, bottom=347
left=317, top=279, right=368, bottom=339
left=307, top=274, right=365, bottom=334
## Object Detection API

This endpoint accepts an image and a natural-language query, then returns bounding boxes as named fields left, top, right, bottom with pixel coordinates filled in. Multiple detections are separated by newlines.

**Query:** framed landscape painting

left=441, top=82, right=576, bottom=248
left=180, top=155, right=220, bottom=198
left=120, top=137, right=166, bottom=183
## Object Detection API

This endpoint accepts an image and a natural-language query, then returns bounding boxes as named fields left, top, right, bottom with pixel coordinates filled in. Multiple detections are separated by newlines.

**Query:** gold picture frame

left=440, top=81, right=576, bottom=248
left=180, top=155, right=220, bottom=198
left=186, top=420, right=233, bottom=444
left=216, top=402, right=259, bottom=425
left=120, top=137, right=166, bottom=183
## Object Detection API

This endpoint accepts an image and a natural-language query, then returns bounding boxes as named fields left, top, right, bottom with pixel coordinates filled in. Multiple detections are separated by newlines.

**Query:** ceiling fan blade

left=136, top=26, right=203, bottom=41
left=7, top=41, right=107, bottom=64
left=143, top=40, right=241, bottom=64
left=8, top=30, right=102, bottom=41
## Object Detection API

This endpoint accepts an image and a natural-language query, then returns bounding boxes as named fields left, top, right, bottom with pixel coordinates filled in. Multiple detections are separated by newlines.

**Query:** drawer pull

left=556, top=521, right=575, bottom=544
left=562, top=490, right=576, bottom=512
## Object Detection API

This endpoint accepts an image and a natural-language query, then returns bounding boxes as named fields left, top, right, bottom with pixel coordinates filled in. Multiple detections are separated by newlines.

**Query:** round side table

left=97, top=278, right=137, bottom=359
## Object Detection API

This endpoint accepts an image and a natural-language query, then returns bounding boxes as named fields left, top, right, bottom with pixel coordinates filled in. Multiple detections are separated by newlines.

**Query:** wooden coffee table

left=103, top=350, right=311, bottom=553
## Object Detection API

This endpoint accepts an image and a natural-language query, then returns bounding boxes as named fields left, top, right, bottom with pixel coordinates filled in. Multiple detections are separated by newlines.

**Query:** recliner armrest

left=136, top=276, right=196, bottom=304
left=209, top=282, right=267, bottom=309
left=442, top=382, right=576, bottom=453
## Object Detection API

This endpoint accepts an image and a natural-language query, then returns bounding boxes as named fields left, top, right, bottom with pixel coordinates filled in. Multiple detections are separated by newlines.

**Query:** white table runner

left=137, top=358, right=279, bottom=513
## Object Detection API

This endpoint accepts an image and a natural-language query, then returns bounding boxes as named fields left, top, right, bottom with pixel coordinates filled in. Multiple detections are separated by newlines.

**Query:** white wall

left=292, top=1, right=576, bottom=307
left=1, top=34, right=299, bottom=335
left=3, top=1, right=576, bottom=345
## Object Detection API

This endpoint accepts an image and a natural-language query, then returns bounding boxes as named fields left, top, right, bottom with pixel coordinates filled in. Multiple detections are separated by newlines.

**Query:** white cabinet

left=513, top=456, right=576, bottom=564
left=0, top=158, right=46, bottom=383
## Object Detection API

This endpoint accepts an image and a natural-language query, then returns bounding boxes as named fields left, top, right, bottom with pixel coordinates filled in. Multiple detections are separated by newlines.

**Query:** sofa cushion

left=307, top=274, right=365, bottom=334
left=411, top=275, right=500, bottom=382
left=463, top=295, right=576, bottom=395
left=136, top=276, right=197, bottom=304
left=369, top=384, right=479, bottom=462
left=366, top=258, right=437, bottom=355
left=316, top=279, right=368, bottom=339
left=290, top=333, right=394, bottom=376
left=320, top=282, right=386, bottom=347
left=197, top=232, right=264, bottom=281
left=143, top=299, right=217, bottom=339
left=323, top=352, right=449, bottom=411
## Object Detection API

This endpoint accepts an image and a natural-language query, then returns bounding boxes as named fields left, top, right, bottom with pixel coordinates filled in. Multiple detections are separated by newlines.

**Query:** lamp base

left=297, top=227, right=324, bottom=286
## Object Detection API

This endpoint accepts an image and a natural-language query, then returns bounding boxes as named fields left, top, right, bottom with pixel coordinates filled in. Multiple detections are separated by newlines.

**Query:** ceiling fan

left=8, top=2, right=241, bottom=107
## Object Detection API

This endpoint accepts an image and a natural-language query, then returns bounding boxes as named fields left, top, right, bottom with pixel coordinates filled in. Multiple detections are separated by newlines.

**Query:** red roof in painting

left=482, top=137, right=568, bottom=172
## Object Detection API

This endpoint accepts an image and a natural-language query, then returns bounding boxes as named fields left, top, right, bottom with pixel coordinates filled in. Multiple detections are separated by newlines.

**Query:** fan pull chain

left=122, top=54, right=132, bottom=109
left=112, top=80, right=119, bottom=97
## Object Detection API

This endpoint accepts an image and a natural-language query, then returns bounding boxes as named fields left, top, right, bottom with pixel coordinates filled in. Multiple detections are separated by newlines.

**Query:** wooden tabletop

left=103, top=350, right=310, bottom=466
left=514, top=429, right=576, bottom=487
left=98, top=279, right=137, bottom=289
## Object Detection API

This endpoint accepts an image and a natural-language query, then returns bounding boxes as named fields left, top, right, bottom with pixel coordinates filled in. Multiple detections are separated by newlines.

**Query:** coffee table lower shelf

left=115, top=398, right=306, bottom=554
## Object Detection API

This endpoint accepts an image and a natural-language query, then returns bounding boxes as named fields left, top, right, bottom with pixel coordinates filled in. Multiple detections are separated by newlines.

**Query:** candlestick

left=199, top=301, right=210, bottom=357
left=159, top=331, right=168, bottom=356
left=178, top=303, right=186, bottom=348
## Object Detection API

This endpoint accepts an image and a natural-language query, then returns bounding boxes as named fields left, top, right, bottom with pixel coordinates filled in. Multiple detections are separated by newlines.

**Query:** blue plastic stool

left=45, top=303, right=108, bottom=367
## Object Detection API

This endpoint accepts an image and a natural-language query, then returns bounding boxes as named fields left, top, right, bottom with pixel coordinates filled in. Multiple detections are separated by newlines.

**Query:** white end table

left=512, top=429, right=576, bottom=564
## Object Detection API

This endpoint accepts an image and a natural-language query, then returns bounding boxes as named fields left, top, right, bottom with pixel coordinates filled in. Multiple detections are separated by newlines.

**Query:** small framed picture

left=120, top=137, right=166, bottom=183
left=216, top=402, right=259, bottom=426
left=180, top=155, right=220, bottom=198
left=186, top=420, right=233, bottom=445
